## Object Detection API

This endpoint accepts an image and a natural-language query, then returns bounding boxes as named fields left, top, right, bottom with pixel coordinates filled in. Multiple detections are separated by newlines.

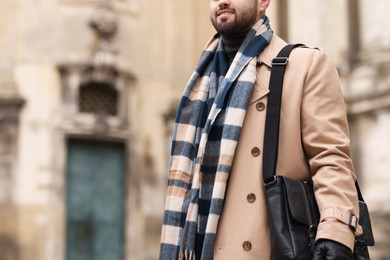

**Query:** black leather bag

left=263, top=44, right=375, bottom=260
left=264, top=175, right=374, bottom=260
left=264, top=176, right=319, bottom=259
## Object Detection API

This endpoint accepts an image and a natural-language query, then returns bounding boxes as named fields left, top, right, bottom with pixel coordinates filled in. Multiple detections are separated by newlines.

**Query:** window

left=79, top=82, right=118, bottom=116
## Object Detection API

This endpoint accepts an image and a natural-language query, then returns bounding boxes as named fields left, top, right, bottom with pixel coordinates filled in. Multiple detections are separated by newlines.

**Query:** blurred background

left=0, top=0, right=389, bottom=259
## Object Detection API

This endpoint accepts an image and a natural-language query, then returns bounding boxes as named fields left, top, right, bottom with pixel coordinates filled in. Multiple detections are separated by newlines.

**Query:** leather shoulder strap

left=262, top=43, right=305, bottom=182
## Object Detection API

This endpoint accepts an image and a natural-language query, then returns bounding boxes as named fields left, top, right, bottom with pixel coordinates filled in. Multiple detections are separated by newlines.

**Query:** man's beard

left=210, top=2, right=258, bottom=36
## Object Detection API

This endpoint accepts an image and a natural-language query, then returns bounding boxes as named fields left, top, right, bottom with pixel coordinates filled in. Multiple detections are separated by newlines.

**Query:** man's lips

left=216, top=9, right=235, bottom=17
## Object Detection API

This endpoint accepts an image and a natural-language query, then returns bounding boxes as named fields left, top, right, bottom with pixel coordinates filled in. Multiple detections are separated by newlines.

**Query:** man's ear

left=259, top=0, right=271, bottom=13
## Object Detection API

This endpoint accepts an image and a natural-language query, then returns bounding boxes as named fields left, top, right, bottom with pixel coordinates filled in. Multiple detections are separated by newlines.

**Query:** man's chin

left=215, top=23, right=235, bottom=33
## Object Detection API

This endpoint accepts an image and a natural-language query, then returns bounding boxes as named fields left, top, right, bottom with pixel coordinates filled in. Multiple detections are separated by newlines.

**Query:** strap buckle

left=271, top=57, right=289, bottom=66
left=349, top=213, right=358, bottom=232
left=264, top=176, right=277, bottom=187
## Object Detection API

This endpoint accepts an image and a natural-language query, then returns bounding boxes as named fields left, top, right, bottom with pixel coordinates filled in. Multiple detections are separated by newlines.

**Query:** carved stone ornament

left=88, top=1, right=119, bottom=83
left=89, top=2, right=118, bottom=42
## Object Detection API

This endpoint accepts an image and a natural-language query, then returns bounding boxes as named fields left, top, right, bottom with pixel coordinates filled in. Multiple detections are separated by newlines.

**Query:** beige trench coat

left=213, top=35, right=362, bottom=259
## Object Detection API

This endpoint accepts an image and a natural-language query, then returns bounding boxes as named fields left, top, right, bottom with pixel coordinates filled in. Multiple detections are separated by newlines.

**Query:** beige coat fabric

left=213, top=35, right=362, bottom=260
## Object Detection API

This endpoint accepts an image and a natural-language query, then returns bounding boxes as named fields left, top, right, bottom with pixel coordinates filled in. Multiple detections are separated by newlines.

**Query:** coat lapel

left=249, top=35, right=288, bottom=105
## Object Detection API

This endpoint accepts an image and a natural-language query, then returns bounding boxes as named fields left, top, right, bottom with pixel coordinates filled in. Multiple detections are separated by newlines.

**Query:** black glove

left=312, top=239, right=353, bottom=260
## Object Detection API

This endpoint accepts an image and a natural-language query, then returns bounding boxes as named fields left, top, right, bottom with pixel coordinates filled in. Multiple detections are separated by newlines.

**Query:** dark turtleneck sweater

left=221, top=30, right=249, bottom=65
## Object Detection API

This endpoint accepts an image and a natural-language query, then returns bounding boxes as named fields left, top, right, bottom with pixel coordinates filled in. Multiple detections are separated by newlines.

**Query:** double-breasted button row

left=256, top=102, right=265, bottom=111
left=251, top=147, right=261, bottom=157
left=242, top=241, right=252, bottom=251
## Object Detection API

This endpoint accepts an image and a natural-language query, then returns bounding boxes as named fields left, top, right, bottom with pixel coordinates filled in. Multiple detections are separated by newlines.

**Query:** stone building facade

left=0, top=0, right=388, bottom=259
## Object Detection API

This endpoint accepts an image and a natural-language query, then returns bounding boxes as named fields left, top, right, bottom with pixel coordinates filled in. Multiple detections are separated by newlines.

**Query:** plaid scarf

left=160, top=17, right=273, bottom=260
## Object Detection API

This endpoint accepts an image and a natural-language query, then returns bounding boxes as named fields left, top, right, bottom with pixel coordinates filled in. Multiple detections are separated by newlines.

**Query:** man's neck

left=221, top=30, right=249, bottom=64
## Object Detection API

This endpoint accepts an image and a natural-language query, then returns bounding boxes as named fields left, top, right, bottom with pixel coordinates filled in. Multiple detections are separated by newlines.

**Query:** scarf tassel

left=179, top=250, right=196, bottom=260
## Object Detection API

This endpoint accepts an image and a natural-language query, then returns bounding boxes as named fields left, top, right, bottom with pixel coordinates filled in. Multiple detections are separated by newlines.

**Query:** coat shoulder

left=260, top=35, right=331, bottom=68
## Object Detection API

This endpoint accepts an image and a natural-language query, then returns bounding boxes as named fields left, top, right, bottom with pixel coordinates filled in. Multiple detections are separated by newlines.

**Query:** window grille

left=79, top=82, right=118, bottom=116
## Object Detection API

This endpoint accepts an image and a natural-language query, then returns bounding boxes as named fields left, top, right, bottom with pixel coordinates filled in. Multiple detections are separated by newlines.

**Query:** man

left=160, top=0, right=362, bottom=259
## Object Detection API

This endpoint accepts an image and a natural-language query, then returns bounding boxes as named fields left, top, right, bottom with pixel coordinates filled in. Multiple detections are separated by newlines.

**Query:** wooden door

left=66, top=139, right=125, bottom=260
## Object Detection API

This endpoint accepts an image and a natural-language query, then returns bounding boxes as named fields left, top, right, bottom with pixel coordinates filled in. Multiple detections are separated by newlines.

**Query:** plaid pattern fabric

left=160, top=17, right=273, bottom=260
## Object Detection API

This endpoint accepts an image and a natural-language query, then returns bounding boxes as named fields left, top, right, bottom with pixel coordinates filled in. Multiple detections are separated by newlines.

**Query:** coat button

left=256, top=102, right=265, bottom=111
left=247, top=193, right=256, bottom=203
left=242, top=241, right=252, bottom=251
left=251, top=147, right=261, bottom=157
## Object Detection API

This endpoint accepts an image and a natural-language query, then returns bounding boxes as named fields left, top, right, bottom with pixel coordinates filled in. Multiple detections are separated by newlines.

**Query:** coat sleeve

left=300, top=49, right=362, bottom=251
